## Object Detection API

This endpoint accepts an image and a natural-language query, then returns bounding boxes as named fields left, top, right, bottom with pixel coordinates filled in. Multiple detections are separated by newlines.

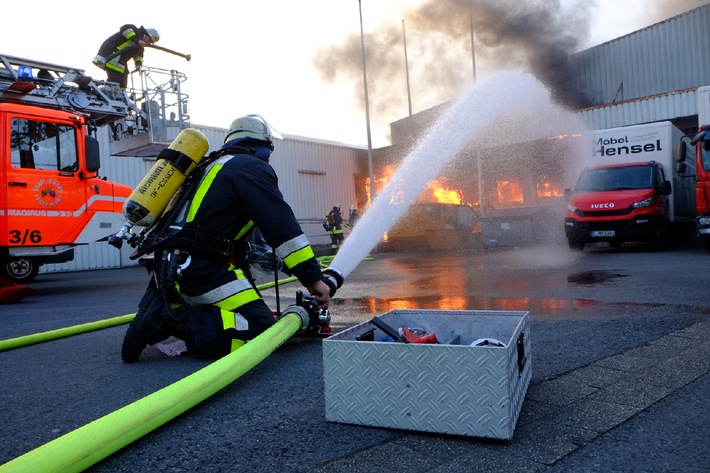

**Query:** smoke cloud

left=649, top=0, right=709, bottom=22
left=314, top=0, right=593, bottom=143
left=313, top=0, right=707, bottom=145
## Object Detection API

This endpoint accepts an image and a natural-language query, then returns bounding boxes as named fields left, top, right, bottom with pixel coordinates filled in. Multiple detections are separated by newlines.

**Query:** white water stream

left=329, top=71, right=558, bottom=278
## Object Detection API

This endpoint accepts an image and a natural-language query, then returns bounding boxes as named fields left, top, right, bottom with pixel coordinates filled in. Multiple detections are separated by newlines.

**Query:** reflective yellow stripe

left=176, top=268, right=260, bottom=310
left=276, top=235, right=310, bottom=259
left=236, top=220, right=254, bottom=240
left=277, top=234, right=316, bottom=270
left=215, top=268, right=261, bottom=310
left=123, top=27, right=137, bottom=40
left=117, top=39, right=133, bottom=50
left=220, top=309, right=236, bottom=330
left=178, top=277, right=253, bottom=305
left=282, top=245, right=315, bottom=269
left=106, top=62, right=125, bottom=73
left=218, top=311, right=246, bottom=352
left=187, top=164, right=222, bottom=222
left=213, top=288, right=260, bottom=311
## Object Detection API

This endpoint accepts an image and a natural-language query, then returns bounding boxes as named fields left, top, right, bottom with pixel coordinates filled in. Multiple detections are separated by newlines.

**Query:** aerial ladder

left=0, top=53, right=190, bottom=156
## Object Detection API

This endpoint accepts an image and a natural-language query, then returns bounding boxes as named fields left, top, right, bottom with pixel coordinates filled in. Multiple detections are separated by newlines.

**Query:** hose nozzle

left=108, top=223, right=135, bottom=249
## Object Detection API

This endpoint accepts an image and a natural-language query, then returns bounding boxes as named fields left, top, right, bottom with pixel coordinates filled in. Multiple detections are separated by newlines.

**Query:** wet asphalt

left=0, top=241, right=709, bottom=472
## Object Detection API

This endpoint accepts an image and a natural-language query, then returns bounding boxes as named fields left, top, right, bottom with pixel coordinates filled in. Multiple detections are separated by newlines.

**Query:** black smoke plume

left=314, top=0, right=707, bottom=144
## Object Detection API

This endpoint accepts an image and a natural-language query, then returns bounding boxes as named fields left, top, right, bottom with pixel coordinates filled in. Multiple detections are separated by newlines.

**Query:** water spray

left=330, top=71, right=554, bottom=279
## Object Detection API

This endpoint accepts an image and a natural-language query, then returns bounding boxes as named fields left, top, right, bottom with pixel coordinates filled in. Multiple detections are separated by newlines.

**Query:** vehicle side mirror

left=661, top=180, right=672, bottom=196
left=677, top=162, right=686, bottom=174
left=690, top=130, right=705, bottom=146
left=676, top=141, right=687, bottom=162
left=85, top=135, right=101, bottom=173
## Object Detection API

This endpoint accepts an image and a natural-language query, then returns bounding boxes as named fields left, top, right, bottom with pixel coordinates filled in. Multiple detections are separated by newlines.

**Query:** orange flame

left=366, top=165, right=396, bottom=203
left=424, top=178, right=463, bottom=204
left=536, top=178, right=563, bottom=198
left=496, top=179, right=524, bottom=204
left=368, top=166, right=475, bottom=206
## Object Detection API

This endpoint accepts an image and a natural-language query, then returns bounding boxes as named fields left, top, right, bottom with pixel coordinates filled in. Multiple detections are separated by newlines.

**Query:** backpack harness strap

left=157, top=148, right=196, bottom=175
left=163, top=225, right=243, bottom=262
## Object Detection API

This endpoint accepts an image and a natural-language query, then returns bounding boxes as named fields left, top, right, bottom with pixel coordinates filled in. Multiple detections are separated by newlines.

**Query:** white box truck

left=564, top=121, right=695, bottom=250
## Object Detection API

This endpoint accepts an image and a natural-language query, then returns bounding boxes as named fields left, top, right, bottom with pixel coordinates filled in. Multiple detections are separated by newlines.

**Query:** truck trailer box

left=565, top=121, right=696, bottom=249
left=579, top=121, right=695, bottom=223
left=323, top=309, right=531, bottom=440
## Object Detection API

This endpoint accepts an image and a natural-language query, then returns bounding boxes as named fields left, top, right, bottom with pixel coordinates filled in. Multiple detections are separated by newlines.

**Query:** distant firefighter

left=325, top=203, right=344, bottom=250
left=347, top=204, right=360, bottom=227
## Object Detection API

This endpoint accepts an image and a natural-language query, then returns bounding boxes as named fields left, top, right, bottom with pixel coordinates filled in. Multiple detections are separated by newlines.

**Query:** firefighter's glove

left=322, top=268, right=344, bottom=297
left=322, top=223, right=330, bottom=231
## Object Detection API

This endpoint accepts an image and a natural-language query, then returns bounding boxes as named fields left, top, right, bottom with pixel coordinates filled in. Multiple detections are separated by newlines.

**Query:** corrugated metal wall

left=577, top=88, right=698, bottom=132
left=568, top=4, right=710, bottom=106
left=41, top=125, right=366, bottom=274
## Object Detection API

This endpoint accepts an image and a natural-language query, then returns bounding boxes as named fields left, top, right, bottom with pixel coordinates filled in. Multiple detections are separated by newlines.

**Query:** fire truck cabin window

left=702, top=138, right=710, bottom=171
left=10, top=118, right=78, bottom=172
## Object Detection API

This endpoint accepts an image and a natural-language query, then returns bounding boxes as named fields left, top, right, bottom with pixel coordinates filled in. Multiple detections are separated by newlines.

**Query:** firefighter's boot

left=122, top=287, right=172, bottom=362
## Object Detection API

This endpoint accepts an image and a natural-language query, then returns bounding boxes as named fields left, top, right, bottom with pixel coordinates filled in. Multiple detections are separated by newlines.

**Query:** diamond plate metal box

left=323, top=310, right=530, bottom=440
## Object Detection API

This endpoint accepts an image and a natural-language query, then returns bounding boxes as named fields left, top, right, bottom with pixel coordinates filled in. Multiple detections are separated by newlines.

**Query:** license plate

left=590, top=230, right=615, bottom=237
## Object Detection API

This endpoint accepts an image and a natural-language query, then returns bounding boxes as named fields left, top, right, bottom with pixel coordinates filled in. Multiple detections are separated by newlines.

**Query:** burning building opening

left=367, top=122, right=585, bottom=251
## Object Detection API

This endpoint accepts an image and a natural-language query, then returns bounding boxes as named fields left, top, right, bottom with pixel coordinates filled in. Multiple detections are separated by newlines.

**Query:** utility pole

left=402, top=19, right=412, bottom=116
left=358, top=0, right=375, bottom=203
left=470, top=0, right=477, bottom=82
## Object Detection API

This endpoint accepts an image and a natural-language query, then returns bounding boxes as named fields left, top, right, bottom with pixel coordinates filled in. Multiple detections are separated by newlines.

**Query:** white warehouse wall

left=40, top=124, right=366, bottom=275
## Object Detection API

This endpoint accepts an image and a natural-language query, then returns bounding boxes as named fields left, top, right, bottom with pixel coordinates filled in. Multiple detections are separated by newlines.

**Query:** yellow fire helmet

left=225, top=114, right=283, bottom=144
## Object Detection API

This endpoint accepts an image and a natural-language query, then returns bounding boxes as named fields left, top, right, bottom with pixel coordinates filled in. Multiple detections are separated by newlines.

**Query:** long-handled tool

left=147, top=44, right=191, bottom=61
left=98, top=44, right=191, bottom=66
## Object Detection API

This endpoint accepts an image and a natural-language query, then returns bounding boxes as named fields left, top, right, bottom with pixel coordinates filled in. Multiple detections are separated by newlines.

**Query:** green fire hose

left=0, top=252, right=346, bottom=352
left=0, top=310, right=305, bottom=473
left=0, top=276, right=298, bottom=353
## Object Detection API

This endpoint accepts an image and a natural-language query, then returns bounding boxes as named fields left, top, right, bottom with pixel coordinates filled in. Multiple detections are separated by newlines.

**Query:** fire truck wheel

left=3, top=257, right=40, bottom=284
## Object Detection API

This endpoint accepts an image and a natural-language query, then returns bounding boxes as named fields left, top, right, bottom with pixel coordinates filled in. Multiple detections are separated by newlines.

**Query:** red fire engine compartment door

left=3, top=115, right=88, bottom=248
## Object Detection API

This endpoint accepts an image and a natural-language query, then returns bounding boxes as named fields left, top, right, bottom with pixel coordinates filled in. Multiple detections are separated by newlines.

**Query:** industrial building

left=374, top=3, right=710, bottom=249
left=42, top=3, right=710, bottom=275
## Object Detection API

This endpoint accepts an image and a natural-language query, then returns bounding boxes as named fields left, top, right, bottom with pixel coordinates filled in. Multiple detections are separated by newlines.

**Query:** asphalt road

left=1, top=241, right=709, bottom=472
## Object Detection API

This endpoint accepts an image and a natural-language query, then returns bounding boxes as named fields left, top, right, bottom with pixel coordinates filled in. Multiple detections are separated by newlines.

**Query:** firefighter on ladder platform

left=92, top=24, right=160, bottom=90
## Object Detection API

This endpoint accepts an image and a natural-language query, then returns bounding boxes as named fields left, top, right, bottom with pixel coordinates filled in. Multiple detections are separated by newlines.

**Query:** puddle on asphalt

left=331, top=295, right=600, bottom=315
left=566, top=270, right=627, bottom=285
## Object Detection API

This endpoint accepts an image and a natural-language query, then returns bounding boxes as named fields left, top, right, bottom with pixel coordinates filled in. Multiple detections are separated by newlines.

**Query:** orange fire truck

left=0, top=54, right=139, bottom=283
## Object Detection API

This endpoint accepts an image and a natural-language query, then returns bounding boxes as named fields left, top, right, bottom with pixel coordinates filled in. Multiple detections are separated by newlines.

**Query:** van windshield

left=576, top=165, right=653, bottom=192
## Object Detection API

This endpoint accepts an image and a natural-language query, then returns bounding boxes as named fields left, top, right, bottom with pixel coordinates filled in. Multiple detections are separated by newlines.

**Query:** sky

left=2, top=0, right=707, bottom=148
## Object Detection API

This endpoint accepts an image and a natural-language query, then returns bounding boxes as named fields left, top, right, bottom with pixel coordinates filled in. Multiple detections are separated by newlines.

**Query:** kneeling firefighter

left=122, top=114, right=343, bottom=362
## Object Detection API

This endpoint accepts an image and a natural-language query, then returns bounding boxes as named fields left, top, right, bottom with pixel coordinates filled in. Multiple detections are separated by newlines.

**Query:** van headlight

left=632, top=197, right=653, bottom=209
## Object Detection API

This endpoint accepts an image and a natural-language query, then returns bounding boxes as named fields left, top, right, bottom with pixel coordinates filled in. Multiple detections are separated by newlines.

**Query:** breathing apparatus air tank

left=108, top=128, right=209, bottom=248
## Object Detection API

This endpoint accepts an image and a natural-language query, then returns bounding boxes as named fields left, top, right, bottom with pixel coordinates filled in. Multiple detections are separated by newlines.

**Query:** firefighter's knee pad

left=185, top=306, right=244, bottom=358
